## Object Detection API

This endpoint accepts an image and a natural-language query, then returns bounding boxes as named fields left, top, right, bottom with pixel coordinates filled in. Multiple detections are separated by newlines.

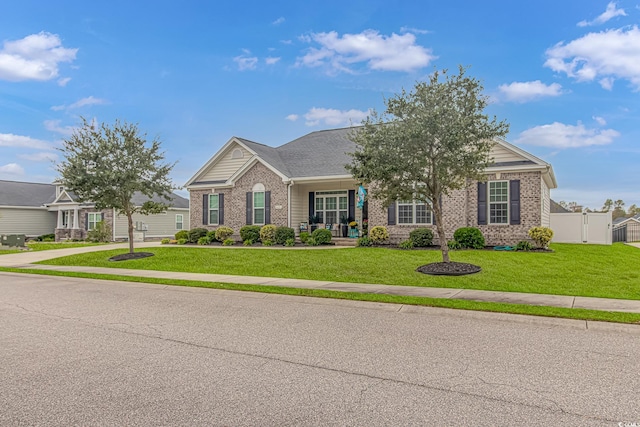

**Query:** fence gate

left=549, top=212, right=612, bottom=245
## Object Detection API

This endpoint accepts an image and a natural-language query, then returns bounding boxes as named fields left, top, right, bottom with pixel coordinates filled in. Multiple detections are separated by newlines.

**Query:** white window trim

left=88, top=212, right=100, bottom=231
left=176, top=214, right=184, bottom=230
left=253, top=191, right=265, bottom=225
left=488, top=180, right=509, bottom=225
left=209, top=194, right=220, bottom=226
left=397, top=200, right=433, bottom=225
left=315, top=190, right=348, bottom=224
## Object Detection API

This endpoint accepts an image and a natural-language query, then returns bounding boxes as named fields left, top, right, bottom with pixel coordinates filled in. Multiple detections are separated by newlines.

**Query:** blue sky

left=1, top=0, right=638, bottom=209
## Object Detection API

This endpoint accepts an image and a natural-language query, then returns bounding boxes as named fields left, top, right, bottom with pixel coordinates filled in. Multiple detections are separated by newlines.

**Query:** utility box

left=1, top=234, right=26, bottom=247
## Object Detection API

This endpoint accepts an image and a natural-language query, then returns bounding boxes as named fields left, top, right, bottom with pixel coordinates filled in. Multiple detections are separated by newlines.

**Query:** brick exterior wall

left=368, top=171, right=542, bottom=246
left=55, top=208, right=113, bottom=241
left=189, top=162, right=289, bottom=239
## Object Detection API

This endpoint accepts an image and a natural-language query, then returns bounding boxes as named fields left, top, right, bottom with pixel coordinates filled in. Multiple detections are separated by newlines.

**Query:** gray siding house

left=186, top=127, right=557, bottom=246
left=0, top=180, right=189, bottom=240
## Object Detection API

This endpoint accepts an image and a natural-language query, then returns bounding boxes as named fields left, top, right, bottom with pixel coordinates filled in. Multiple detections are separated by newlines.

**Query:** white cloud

left=304, top=107, right=369, bottom=127
left=51, top=95, right=107, bottom=111
left=0, top=32, right=77, bottom=82
left=285, top=114, right=299, bottom=121
left=233, top=53, right=258, bottom=71
left=44, top=119, right=75, bottom=136
left=545, top=26, right=640, bottom=89
left=515, top=122, right=620, bottom=148
left=593, top=116, right=607, bottom=125
left=280, top=40, right=293, bottom=45
left=297, top=30, right=435, bottom=73
left=0, top=133, right=52, bottom=150
left=265, top=56, right=281, bottom=65
left=498, top=80, right=563, bottom=102
left=0, top=163, right=25, bottom=176
left=18, top=152, right=58, bottom=162
left=272, top=17, right=285, bottom=25
left=399, top=26, right=431, bottom=35
left=57, top=77, right=71, bottom=86
left=577, top=2, right=626, bottom=27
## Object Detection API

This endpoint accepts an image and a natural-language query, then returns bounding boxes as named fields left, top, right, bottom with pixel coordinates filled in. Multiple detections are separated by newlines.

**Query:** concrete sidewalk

left=2, top=242, right=640, bottom=314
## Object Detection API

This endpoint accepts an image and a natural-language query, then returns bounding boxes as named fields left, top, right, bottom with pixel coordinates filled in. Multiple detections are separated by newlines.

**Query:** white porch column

left=57, top=210, right=63, bottom=228
left=72, top=207, right=79, bottom=229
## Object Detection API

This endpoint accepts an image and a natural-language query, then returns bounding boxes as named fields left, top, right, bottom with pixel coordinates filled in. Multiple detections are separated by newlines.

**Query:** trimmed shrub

left=240, top=225, right=261, bottom=242
left=284, top=238, right=295, bottom=247
left=275, top=226, right=295, bottom=245
left=528, top=226, right=553, bottom=249
left=161, top=238, right=171, bottom=244
left=177, top=238, right=188, bottom=245
left=187, top=228, right=208, bottom=243
left=306, top=237, right=319, bottom=246
left=399, top=239, right=414, bottom=250
left=453, top=227, right=485, bottom=249
left=197, top=236, right=210, bottom=245
left=409, top=228, right=433, bottom=247
left=357, top=236, right=372, bottom=247
left=369, top=226, right=389, bottom=245
left=175, top=230, right=189, bottom=241
left=447, top=239, right=462, bottom=250
left=299, top=231, right=309, bottom=244
left=516, top=240, right=533, bottom=251
left=87, top=221, right=110, bottom=243
left=312, top=228, right=332, bottom=245
left=260, top=224, right=277, bottom=242
left=243, top=239, right=254, bottom=246
left=215, top=226, right=234, bottom=242
left=36, top=233, right=55, bottom=242
left=223, top=238, right=235, bottom=246
left=206, top=230, right=217, bottom=241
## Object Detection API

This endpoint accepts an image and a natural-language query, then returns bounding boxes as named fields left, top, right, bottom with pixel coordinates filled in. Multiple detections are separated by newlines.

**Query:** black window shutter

left=218, top=194, right=224, bottom=225
left=264, top=191, right=271, bottom=224
left=388, top=202, right=396, bottom=225
left=478, top=182, right=488, bottom=225
left=510, top=180, right=521, bottom=225
left=202, top=194, right=208, bottom=225
left=246, top=192, right=253, bottom=225
left=348, top=190, right=355, bottom=220
left=85, top=212, right=88, bottom=230
left=308, top=192, right=315, bottom=218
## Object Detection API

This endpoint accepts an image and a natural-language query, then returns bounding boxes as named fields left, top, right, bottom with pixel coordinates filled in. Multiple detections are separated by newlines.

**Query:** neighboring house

left=613, top=214, right=640, bottom=228
left=185, top=127, right=557, bottom=245
left=550, top=199, right=571, bottom=213
left=0, top=179, right=189, bottom=240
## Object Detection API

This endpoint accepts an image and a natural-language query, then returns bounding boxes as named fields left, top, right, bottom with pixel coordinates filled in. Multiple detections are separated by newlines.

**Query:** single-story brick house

left=0, top=179, right=189, bottom=241
left=185, top=127, right=557, bottom=245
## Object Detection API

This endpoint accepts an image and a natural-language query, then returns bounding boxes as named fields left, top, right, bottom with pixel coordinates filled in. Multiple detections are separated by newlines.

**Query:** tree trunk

left=433, top=197, right=450, bottom=263
left=127, top=211, right=135, bottom=254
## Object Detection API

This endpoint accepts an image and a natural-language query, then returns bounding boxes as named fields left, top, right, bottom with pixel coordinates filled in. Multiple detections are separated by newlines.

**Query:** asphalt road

left=1, top=272, right=639, bottom=426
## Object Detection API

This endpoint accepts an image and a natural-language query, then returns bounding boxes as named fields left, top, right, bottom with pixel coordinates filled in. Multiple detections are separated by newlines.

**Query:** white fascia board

left=288, top=175, right=354, bottom=183
left=0, top=205, right=49, bottom=210
left=51, top=189, right=75, bottom=204
left=186, top=183, right=234, bottom=191
left=494, top=137, right=549, bottom=167
left=227, top=156, right=289, bottom=185
left=183, top=137, right=258, bottom=187
left=486, top=163, right=557, bottom=189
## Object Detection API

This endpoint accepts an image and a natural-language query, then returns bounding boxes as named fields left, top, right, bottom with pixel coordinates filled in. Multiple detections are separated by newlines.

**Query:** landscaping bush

left=197, top=236, right=210, bottom=245
left=284, top=238, right=295, bottom=247
left=262, top=239, right=273, bottom=246
left=243, top=239, right=254, bottom=246
left=206, top=230, right=217, bottom=242
left=177, top=238, right=188, bottom=245
left=516, top=240, right=533, bottom=251
left=357, top=236, right=372, bottom=247
left=399, top=239, right=414, bottom=250
left=215, top=226, right=234, bottom=242
left=453, top=227, right=485, bottom=249
left=36, top=233, right=55, bottom=242
left=369, top=226, right=389, bottom=245
left=87, top=221, right=110, bottom=243
left=306, top=237, right=319, bottom=246
left=161, top=238, right=171, bottom=244
left=223, top=238, right=235, bottom=246
left=240, top=225, right=261, bottom=242
left=187, top=228, right=208, bottom=243
left=447, top=239, right=462, bottom=250
left=312, top=228, right=332, bottom=245
left=260, top=224, right=277, bottom=242
left=299, top=231, right=309, bottom=244
left=528, top=226, right=553, bottom=249
left=274, top=226, right=295, bottom=245
left=409, top=228, right=433, bottom=247
left=175, top=230, right=189, bottom=241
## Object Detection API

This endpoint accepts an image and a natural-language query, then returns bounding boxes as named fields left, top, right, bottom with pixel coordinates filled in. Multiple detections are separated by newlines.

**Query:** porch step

left=333, top=237, right=358, bottom=247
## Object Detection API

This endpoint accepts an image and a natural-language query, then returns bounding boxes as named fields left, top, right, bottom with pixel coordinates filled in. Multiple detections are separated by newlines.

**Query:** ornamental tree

left=347, top=66, right=509, bottom=263
left=56, top=118, right=176, bottom=254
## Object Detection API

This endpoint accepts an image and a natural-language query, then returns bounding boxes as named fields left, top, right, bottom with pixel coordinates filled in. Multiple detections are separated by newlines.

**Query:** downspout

left=287, top=180, right=294, bottom=228
left=112, top=208, right=116, bottom=241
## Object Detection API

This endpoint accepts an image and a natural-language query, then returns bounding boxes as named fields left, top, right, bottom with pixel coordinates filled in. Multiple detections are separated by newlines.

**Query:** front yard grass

left=0, top=241, right=107, bottom=255
left=37, top=243, right=640, bottom=300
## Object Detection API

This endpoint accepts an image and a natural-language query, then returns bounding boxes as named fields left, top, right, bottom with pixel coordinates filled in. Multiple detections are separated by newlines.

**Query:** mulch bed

left=416, top=262, right=482, bottom=276
left=109, top=252, right=155, bottom=262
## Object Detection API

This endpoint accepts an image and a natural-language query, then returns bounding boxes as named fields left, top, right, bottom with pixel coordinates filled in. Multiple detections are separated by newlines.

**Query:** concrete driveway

left=1, top=273, right=639, bottom=425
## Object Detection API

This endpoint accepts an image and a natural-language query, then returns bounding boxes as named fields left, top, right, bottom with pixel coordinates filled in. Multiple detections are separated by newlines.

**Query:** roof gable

left=0, top=180, right=55, bottom=207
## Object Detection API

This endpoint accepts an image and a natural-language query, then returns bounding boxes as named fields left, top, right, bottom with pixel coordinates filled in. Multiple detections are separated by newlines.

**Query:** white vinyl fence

left=549, top=212, right=612, bottom=245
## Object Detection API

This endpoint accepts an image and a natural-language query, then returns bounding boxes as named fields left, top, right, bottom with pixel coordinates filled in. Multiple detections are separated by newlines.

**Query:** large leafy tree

left=57, top=118, right=176, bottom=254
left=348, top=66, right=509, bottom=263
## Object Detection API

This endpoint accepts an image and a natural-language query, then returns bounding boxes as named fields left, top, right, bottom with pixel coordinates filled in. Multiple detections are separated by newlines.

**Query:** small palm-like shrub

left=299, top=232, right=309, bottom=244
left=284, top=238, right=295, bottom=247
left=262, top=239, right=273, bottom=246
left=516, top=240, right=533, bottom=251
left=188, top=228, right=208, bottom=243
left=223, top=238, right=235, bottom=246
left=306, top=237, right=319, bottom=246
left=177, top=238, right=188, bottom=245
left=312, top=228, right=332, bottom=245
left=409, top=228, right=433, bottom=247
left=240, top=225, right=261, bottom=242
left=243, top=239, right=254, bottom=246
left=275, top=226, right=295, bottom=245
left=399, top=239, right=414, bottom=250
left=369, top=226, right=389, bottom=245
left=528, top=226, right=553, bottom=249
left=197, top=236, right=210, bottom=245
left=206, top=230, right=217, bottom=241
left=453, top=227, right=485, bottom=249
left=357, top=236, right=372, bottom=247
left=215, top=226, right=234, bottom=242
left=161, top=238, right=171, bottom=244
left=260, top=224, right=277, bottom=242
left=175, top=230, right=189, bottom=241
left=447, top=239, right=462, bottom=250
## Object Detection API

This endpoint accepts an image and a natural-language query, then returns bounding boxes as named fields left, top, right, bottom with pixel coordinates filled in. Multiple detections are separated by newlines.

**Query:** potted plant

left=362, top=218, right=369, bottom=236
left=340, top=215, right=350, bottom=238
left=309, top=214, right=321, bottom=232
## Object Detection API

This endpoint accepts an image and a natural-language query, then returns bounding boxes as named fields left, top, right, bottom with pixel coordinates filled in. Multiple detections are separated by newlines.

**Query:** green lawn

left=37, top=243, right=640, bottom=300
left=0, top=241, right=107, bottom=255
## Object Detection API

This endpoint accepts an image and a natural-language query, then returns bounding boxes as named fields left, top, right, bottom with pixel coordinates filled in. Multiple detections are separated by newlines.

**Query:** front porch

left=53, top=206, right=86, bottom=241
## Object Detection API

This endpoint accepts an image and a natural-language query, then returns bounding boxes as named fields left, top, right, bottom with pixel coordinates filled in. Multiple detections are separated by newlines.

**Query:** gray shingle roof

left=130, top=191, right=189, bottom=209
left=550, top=199, right=571, bottom=213
left=0, top=180, right=55, bottom=207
